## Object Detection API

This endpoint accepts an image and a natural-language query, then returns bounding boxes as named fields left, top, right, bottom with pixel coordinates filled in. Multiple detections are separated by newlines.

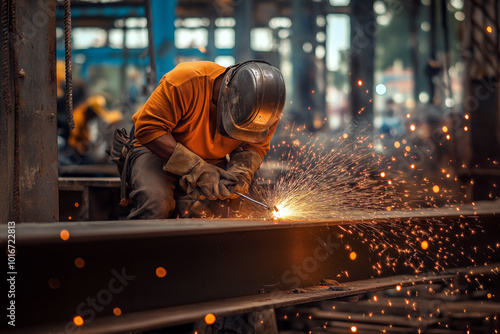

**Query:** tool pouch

left=109, top=128, right=136, bottom=207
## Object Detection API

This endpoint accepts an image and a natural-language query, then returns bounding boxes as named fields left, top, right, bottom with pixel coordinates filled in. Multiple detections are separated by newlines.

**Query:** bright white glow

left=72, top=28, right=106, bottom=49
left=373, top=1, right=386, bottom=15
left=316, top=31, right=326, bottom=43
left=126, top=29, right=148, bottom=48
left=419, top=92, right=429, bottom=103
left=455, top=11, right=465, bottom=21
left=316, top=16, right=326, bottom=27
left=175, top=28, right=208, bottom=49
left=215, top=56, right=235, bottom=67
left=377, top=13, right=391, bottom=26
left=215, top=28, right=235, bottom=49
left=278, top=38, right=291, bottom=55
left=110, top=28, right=150, bottom=49
left=269, top=17, right=292, bottom=29
left=272, top=205, right=292, bottom=219
left=450, top=0, right=464, bottom=9
left=250, top=28, right=273, bottom=51
left=108, top=29, right=124, bottom=48
left=215, top=17, right=235, bottom=27
left=56, top=27, right=63, bottom=39
left=375, top=84, right=387, bottom=95
left=326, top=14, right=350, bottom=71
left=393, top=93, right=404, bottom=104
left=180, top=18, right=209, bottom=28
left=445, top=98, right=455, bottom=108
left=315, top=45, right=326, bottom=59
left=278, top=29, right=290, bottom=39
left=125, top=18, right=147, bottom=28
left=302, top=42, right=313, bottom=53
left=421, top=21, right=431, bottom=32
left=329, top=0, right=350, bottom=5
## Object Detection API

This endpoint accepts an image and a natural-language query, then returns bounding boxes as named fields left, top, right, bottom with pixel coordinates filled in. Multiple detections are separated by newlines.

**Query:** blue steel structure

left=56, top=0, right=232, bottom=84
left=149, top=0, right=176, bottom=79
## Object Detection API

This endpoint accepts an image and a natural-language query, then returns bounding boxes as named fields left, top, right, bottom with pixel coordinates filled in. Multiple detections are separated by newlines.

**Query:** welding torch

left=235, top=192, right=279, bottom=212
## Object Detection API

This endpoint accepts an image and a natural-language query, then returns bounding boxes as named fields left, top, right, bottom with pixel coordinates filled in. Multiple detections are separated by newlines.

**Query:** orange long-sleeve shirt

left=132, top=61, right=277, bottom=160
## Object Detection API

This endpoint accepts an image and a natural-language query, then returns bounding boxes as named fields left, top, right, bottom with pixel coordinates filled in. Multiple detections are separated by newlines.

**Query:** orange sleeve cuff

left=135, top=127, right=168, bottom=145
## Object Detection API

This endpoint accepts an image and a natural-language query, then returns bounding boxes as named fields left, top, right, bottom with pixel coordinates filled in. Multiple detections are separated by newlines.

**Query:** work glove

left=163, top=143, right=238, bottom=200
left=227, top=150, right=263, bottom=199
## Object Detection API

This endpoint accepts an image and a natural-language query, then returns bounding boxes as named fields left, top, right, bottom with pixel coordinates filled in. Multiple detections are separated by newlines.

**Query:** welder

left=121, top=60, right=285, bottom=219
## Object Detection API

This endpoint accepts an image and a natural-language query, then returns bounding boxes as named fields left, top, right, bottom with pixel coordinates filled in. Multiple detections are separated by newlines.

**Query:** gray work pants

left=126, top=146, right=237, bottom=219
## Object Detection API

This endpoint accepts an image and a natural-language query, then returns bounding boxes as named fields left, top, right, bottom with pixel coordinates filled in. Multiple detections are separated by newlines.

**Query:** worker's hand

left=227, top=172, right=251, bottom=197
left=226, top=150, right=263, bottom=199
left=180, top=164, right=237, bottom=200
left=163, top=143, right=237, bottom=200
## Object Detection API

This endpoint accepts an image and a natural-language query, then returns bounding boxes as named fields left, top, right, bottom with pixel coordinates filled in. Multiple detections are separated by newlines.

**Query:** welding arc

left=235, top=192, right=274, bottom=211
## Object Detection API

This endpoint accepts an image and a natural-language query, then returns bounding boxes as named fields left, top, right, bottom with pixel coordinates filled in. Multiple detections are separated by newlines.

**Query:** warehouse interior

left=1, top=0, right=500, bottom=333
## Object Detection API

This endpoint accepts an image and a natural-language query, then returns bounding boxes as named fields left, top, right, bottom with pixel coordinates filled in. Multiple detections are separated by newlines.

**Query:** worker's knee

left=149, top=189, right=176, bottom=218
left=128, top=187, right=176, bottom=219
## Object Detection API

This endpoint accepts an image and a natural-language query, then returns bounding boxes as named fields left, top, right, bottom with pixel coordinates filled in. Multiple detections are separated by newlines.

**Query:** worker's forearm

left=143, top=133, right=177, bottom=160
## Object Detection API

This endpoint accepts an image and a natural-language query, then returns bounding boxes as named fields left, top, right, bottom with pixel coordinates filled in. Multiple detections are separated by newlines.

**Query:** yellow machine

left=68, top=95, right=123, bottom=155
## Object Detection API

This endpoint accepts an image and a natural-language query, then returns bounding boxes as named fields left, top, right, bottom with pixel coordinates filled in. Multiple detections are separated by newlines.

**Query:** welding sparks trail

left=253, top=124, right=467, bottom=221
left=256, top=130, right=403, bottom=220
left=245, top=125, right=493, bottom=276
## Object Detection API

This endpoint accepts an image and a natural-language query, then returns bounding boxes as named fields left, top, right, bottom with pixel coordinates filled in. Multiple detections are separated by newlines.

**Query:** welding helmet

left=217, top=60, right=286, bottom=143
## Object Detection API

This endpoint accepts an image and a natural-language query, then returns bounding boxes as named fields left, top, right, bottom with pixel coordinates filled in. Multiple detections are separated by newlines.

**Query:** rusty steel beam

left=10, top=263, right=500, bottom=334
left=1, top=201, right=499, bottom=332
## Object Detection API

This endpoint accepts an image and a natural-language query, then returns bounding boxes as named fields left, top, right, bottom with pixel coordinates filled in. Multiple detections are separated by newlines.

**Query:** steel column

left=0, top=0, right=59, bottom=223
left=233, top=0, right=253, bottom=62
left=349, top=0, right=375, bottom=126
left=150, top=0, right=176, bottom=81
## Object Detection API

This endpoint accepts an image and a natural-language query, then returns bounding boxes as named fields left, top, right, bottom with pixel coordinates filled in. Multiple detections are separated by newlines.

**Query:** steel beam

left=7, top=264, right=500, bottom=334
left=1, top=201, right=499, bottom=331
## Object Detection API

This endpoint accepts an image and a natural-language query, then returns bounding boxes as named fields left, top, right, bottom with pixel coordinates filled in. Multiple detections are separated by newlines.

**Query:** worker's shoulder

left=162, top=61, right=225, bottom=86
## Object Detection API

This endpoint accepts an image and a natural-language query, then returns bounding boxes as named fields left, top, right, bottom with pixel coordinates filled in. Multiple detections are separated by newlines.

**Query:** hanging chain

left=64, top=0, right=75, bottom=130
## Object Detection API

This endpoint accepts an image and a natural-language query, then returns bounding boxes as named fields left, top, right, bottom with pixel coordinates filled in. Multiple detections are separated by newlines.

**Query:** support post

left=349, top=0, right=375, bottom=126
left=150, top=0, right=176, bottom=81
left=464, top=0, right=500, bottom=200
left=0, top=0, right=59, bottom=223
left=233, top=0, right=253, bottom=62
left=291, top=1, right=318, bottom=131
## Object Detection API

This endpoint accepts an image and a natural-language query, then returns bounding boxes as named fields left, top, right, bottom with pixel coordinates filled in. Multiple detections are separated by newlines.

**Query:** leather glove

left=227, top=150, right=263, bottom=199
left=163, top=143, right=238, bottom=200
